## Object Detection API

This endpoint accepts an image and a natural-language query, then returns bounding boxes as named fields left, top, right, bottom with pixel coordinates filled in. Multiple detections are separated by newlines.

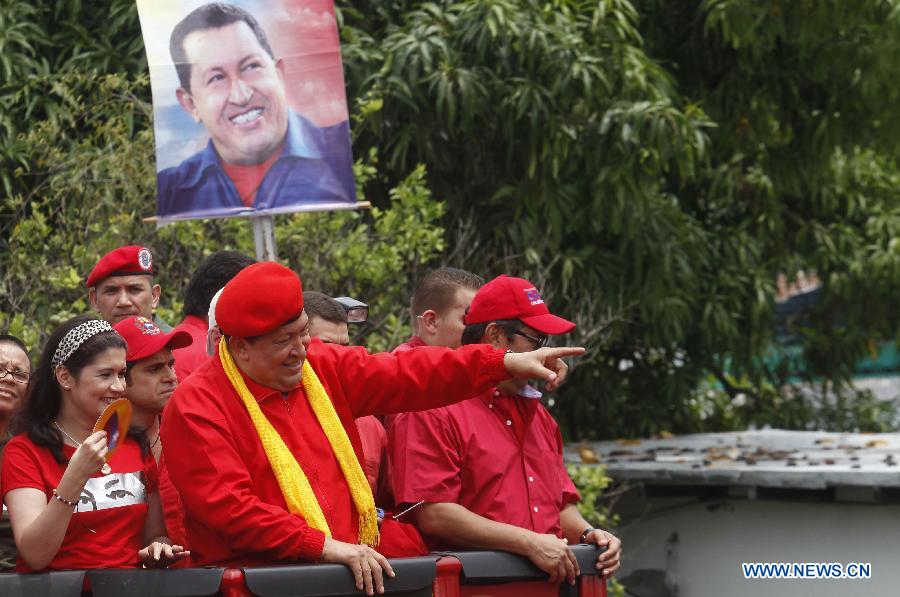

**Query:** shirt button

left=528, top=476, right=534, bottom=482
left=494, top=390, right=500, bottom=397
left=488, top=404, right=493, bottom=409
left=506, top=420, right=512, bottom=426
left=533, top=506, right=539, bottom=513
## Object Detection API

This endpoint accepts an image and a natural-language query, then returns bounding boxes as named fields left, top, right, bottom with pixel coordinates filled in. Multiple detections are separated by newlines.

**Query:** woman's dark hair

left=460, top=319, right=521, bottom=346
left=12, top=315, right=142, bottom=464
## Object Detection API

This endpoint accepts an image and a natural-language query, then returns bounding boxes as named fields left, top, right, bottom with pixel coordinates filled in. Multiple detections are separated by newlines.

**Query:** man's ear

left=150, top=284, right=161, bottom=310
left=229, top=337, right=250, bottom=362
left=485, top=323, right=507, bottom=350
left=88, top=288, right=100, bottom=314
left=176, top=87, right=201, bottom=123
left=418, top=310, right=439, bottom=336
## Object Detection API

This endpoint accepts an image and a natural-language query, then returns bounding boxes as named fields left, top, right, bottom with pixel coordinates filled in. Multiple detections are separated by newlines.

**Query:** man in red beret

left=161, top=262, right=583, bottom=594
left=113, top=316, right=193, bottom=553
left=389, top=275, right=622, bottom=585
left=87, top=246, right=164, bottom=327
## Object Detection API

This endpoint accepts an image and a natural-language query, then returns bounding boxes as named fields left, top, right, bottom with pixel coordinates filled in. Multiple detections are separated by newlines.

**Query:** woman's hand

left=65, top=431, right=108, bottom=483
left=139, top=542, right=191, bottom=568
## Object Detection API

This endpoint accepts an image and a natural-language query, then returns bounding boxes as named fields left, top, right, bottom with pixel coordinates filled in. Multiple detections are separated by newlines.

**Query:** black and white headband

left=51, top=319, right=114, bottom=371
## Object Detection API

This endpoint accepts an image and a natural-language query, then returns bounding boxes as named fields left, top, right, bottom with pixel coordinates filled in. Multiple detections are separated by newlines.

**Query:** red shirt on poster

left=389, top=387, right=580, bottom=550
left=160, top=339, right=508, bottom=567
left=1, top=435, right=158, bottom=571
left=220, top=145, right=283, bottom=207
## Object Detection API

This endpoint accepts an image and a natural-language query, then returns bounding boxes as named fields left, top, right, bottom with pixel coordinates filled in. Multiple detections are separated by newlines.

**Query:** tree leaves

left=1, top=0, right=898, bottom=439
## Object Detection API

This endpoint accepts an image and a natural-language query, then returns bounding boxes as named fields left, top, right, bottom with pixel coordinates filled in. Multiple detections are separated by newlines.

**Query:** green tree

left=341, top=0, right=900, bottom=437
left=0, top=74, right=445, bottom=354
left=1, top=0, right=898, bottom=439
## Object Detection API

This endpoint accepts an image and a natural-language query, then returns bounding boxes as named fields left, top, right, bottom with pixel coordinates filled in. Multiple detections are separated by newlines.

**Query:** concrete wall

left=617, top=497, right=900, bottom=597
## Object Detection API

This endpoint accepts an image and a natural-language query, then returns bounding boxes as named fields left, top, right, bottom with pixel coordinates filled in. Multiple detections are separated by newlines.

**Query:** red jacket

left=160, top=339, right=507, bottom=567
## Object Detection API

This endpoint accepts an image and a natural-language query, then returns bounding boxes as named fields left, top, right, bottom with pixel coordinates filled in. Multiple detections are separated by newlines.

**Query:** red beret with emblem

left=113, top=316, right=192, bottom=363
left=86, top=245, right=155, bottom=288
left=464, top=274, right=575, bottom=335
left=215, top=261, right=304, bottom=338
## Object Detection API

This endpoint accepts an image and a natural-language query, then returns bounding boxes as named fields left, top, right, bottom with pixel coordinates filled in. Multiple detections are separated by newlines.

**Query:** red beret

left=216, top=262, right=304, bottom=337
left=113, top=316, right=192, bottom=363
left=86, top=246, right=154, bottom=288
left=464, top=275, right=575, bottom=335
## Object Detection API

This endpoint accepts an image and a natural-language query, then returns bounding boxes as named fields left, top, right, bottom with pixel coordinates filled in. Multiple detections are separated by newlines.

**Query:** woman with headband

left=1, top=315, right=189, bottom=571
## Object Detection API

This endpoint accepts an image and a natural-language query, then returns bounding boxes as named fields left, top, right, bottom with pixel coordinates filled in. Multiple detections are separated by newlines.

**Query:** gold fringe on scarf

left=219, top=338, right=379, bottom=547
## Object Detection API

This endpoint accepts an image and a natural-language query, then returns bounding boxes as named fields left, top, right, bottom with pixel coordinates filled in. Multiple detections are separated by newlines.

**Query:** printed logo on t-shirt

left=75, top=471, right=147, bottom=513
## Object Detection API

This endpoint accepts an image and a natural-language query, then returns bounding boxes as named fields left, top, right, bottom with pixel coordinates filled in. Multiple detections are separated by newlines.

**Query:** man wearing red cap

left=113, top=316, right=193, bottom=552
left=389, top=275, right=622, bottom=585
left=87, top=246, right=165, bottom=328
left=161, top=262, right=582, bottom=594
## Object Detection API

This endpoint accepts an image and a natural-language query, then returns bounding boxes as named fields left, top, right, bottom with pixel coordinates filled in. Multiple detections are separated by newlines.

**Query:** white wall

left=618, top=498, right=900, bottom=597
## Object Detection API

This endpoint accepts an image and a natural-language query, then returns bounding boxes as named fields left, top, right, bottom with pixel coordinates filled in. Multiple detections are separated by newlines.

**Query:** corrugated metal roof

left=565, top=429, right=900, bottom=490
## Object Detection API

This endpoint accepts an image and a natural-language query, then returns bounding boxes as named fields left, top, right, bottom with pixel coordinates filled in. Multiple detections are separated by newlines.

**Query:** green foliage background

left=1, top=0, right=899, bottom=439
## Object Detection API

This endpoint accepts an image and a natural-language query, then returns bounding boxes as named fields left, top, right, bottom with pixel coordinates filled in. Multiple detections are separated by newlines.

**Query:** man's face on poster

left=176, top=21, right=289, bottom=166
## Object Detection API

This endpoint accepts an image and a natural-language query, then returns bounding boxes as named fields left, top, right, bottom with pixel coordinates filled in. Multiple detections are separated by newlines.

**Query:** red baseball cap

left=215, top=262, right=304, bottom=338
left=113, top=316, right=192, bottom=363
left=464, top=275, right=575, bottom=335
left=86, top=246, right=155, bottom=287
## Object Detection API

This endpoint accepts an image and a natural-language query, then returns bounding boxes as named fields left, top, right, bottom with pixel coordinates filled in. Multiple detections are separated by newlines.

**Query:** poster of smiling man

left=136, top=0, right=356, bottom=223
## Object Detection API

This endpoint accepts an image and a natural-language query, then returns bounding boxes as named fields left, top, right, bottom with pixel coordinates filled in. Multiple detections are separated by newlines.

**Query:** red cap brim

left=520, top=313, right=576, bottom=335
left=127, top=329, right=193, bottom=363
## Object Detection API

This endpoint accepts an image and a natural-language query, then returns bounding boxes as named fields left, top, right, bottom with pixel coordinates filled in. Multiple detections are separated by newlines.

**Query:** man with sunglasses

left=389, top=275, right=621, bottom=584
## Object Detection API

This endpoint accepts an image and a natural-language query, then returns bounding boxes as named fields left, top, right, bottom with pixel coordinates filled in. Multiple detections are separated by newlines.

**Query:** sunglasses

left=509, top=329, right=549, bottom=349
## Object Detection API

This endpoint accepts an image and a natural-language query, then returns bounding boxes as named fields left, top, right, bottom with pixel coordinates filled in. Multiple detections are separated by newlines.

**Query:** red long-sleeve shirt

left=160, top=339, right=507, bottom=567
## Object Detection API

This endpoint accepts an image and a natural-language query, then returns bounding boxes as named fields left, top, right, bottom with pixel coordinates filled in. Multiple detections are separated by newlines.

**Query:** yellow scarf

left=219, top=338, right=379, bottom=547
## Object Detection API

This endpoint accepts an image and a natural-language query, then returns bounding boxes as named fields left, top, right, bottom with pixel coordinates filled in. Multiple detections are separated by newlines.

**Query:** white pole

left=251, top=215, right=278, bottom=262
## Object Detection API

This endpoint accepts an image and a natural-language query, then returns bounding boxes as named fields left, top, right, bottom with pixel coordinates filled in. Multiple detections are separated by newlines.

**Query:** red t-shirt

left=1, top=434, right=158, bottom=571
left=389, top=387, right=580, bottom=550
left=392, top=336, right=426, bottom=353
left=160, top=340, right=508, bottom=567
left=157, top=453, right=188, bottom=554
left=355, top=416, right=386, bottom=496
left=172, top=315, right=210, bottom=383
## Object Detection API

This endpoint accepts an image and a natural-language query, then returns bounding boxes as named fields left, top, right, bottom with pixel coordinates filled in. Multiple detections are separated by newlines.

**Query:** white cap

left=208, top=287, right=225, bottom=331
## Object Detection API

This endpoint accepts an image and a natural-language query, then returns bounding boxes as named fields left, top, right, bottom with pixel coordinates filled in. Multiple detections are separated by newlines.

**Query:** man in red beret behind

left=87, top=245, right=168, bottom=329
left=161, top=262, right=584, bottom=594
